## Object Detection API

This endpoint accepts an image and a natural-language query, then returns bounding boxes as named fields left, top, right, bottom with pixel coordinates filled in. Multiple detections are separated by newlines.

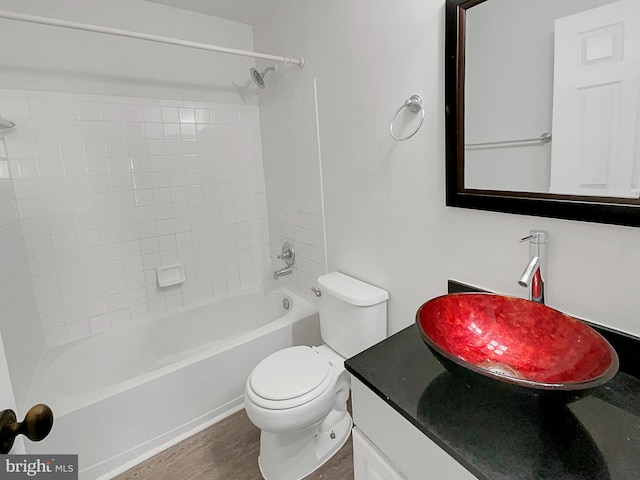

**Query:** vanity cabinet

left=346, top=316, right=640, bottom=480
left=351, top=377, right=475, bottom=480
left=352, top=427, right=407, bottom=480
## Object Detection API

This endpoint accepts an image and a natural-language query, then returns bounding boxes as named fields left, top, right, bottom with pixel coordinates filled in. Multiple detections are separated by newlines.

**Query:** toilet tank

left=317, top=272, right=389, bottom=358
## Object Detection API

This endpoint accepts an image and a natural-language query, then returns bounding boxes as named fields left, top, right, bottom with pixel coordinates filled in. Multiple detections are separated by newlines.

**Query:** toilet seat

left=247, top=346, right=336, bottom=410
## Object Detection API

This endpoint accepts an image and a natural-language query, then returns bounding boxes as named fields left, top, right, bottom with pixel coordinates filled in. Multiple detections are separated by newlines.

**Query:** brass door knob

left=0, top=404, right=54, bottom=453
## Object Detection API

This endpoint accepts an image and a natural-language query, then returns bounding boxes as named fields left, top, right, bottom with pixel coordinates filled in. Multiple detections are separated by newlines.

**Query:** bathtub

left=25, top=287, right=319, bottom=479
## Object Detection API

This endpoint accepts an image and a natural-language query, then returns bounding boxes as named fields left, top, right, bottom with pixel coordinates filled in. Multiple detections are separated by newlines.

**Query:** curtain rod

left=0, top=10, right=305, bottom=68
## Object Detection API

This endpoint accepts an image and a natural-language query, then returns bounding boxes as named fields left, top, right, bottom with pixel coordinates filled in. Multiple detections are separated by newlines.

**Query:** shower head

left=250, top=66, right=277, bottom=89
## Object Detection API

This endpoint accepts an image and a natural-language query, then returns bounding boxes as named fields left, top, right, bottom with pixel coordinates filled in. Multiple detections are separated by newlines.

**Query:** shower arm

left=0, top=10, right=305, bottom=68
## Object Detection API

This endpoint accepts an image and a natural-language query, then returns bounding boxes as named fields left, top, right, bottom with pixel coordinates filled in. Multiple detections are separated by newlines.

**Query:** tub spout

left=273, top=266, right=292, bottom=279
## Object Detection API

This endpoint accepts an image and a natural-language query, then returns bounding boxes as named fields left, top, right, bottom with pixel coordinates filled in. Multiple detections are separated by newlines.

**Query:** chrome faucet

left=273, top=266, right=292, bottom=279
left=518, top=230, right=548, bottom=304
left=273, top=241, right=295, bottom=280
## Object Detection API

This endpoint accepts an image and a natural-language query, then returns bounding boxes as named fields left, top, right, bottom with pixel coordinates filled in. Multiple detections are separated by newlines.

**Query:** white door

left=549, top=0, right=640, bottom=197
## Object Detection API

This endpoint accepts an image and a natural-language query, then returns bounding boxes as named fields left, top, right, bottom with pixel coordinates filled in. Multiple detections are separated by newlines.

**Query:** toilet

left=244, top=272, right=389, bottom=480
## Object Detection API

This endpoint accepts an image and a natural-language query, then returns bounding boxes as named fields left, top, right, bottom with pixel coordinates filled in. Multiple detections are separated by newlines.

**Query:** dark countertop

left=345, top=324, right=640, bottom=480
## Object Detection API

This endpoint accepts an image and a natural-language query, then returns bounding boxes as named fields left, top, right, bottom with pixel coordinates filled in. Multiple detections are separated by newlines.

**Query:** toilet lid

left=249, top=346, right=331, bottom=401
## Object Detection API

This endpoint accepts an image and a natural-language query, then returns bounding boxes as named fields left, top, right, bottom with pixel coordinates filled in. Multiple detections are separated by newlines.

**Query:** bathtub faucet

left=274, top=266, right=292, bottom=279
left=274, top=241, right=295, bottom=280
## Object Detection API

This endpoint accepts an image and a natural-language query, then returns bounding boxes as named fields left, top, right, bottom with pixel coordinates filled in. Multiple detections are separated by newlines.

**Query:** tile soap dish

left=156, top=263, right=185, bottom=287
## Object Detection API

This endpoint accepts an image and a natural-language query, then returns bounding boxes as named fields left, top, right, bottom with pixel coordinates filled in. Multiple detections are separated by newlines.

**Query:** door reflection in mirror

left=464, top=0, right=639, bottom=198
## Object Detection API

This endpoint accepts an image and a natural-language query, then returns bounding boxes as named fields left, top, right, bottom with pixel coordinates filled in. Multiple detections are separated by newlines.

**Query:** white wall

left=255, top=0, right=640, bottom=338
left=0, top=0, right=258, bottom=104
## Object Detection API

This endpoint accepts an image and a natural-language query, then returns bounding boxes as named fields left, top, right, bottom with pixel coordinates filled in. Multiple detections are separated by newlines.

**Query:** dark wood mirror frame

left=445, top=0, right=640, bottom=228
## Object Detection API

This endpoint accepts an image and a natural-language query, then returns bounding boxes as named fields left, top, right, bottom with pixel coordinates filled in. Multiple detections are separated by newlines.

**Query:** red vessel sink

left=416, top=293, right=618, bottom=393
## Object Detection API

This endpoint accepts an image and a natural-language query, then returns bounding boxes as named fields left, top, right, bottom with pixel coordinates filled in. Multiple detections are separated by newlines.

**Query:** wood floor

left=114, top=409, right=354, bottom=480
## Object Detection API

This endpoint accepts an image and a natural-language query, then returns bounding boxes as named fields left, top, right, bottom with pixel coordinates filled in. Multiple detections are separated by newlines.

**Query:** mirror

left=445, top=0, right=640, bottom=227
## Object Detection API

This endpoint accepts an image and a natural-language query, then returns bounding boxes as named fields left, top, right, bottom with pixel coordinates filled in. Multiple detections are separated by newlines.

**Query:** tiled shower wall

left=261, top=79, right=327, bottom=299
left=0, top=89, right=270, bottom=347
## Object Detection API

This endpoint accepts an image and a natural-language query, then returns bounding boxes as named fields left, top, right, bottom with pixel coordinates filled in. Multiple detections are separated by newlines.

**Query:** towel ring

left=389, top=95, right=424, bottom=141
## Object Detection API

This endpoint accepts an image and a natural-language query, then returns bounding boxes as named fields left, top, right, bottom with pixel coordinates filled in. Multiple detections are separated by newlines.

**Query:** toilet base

left=257, top=410, right=352, bottom=480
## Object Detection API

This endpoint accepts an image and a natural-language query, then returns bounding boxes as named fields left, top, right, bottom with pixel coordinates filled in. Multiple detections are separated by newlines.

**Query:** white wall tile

left=123, top=105, right=144, bottom=123
left=109, top=308, right=131, bottom=328
left=143, top=106, right=162, bottom=123
left=79, top=103, right=103, bottom=121
left=4, top=89, right=270, bottom=346
left=88, top=313, right=111, bottom=334
left=261, top=80, right=327, bottom=300
left=84, top=139, right=108, bottom=157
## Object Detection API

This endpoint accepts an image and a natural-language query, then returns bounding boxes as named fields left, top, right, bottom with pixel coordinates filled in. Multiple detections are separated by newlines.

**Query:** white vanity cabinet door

left=353, top=427, right=408, bottom=480
left=351, top=377, right=476, bottom=480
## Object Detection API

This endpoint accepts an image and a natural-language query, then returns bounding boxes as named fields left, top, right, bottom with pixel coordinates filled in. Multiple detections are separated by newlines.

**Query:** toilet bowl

left=244, top=272, right=389, bottom=480
left=244, top=345, right=351, bottom=480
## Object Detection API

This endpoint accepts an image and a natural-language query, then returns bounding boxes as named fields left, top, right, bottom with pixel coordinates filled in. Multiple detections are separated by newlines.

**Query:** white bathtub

left=25, top=287, right=319, bottom=479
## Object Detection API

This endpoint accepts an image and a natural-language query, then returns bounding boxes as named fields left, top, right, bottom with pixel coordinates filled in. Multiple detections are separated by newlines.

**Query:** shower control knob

left=277, top=242, right=295, bottom=267
left=0, top=404, right=54, bottom=453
